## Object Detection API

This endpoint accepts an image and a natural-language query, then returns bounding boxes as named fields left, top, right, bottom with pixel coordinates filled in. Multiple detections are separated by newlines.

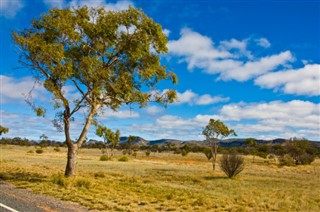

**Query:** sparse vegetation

left=202, top=119, right=237, bottom=170
left=35, top=149, right=44, bottom=154
left=0, top=146, right=319, bottom=211
left=220, top=153, right=245, bottom=178
left=100, top=155, right=110, bottom=161
left=118, top=156, right=129, bottom=162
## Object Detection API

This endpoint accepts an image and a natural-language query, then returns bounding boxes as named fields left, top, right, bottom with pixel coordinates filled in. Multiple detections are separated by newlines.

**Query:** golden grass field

left=0, top=145, right=319, bottom=211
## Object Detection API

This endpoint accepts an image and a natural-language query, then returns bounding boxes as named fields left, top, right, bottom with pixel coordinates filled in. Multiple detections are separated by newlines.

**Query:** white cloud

left=255, top=64, right=320, bottom=96
left=145, top=106, right=164, bottom=115
left=175, top=90, right=229, bottom=106
left=43, top=0, right=65, bottom=8
left=255, top=38, right=271, bottom=48
left=221, top=51, right=294, bottom=81
left=0, top=75, right=47, bottom=103
left=219, top=38, right=253, bottom=59
left=169, top=28, right=294, bottom=82
left=175, top=90, right=197, bottom=105
left=0, top=0, right=24, bottom=18
left=69, top=0, right=133, bottom=11
left=162, top=29, right=171, bottom=37
left=195, top=94, right=230, bottom=105
left=129, top=100, right=320, bottom=140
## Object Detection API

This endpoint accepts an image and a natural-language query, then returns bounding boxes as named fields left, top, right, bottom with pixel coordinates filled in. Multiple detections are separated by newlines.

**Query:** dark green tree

left=13, top=6, right=177, bottom=177
left=202, top=119, right=237, bottom=171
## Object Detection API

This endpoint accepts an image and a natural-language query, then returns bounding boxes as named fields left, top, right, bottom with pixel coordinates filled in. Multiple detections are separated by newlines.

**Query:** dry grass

left=1, top=145, right=319, bottom=211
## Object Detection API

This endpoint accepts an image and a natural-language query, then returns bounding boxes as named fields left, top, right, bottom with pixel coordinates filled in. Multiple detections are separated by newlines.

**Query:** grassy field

left=0, top=145, right=319, bottom=211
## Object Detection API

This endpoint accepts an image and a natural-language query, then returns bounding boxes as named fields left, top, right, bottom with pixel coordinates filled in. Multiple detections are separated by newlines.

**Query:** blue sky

left=1, top=0, right=319, bottom=141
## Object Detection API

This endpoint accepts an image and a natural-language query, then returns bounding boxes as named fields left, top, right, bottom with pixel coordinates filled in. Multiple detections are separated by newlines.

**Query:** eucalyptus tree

left=202, top=119, right=237, bottom=171
left=13, top=6, right=177, bottom=176
left=95, top=124, right=120, bottom=158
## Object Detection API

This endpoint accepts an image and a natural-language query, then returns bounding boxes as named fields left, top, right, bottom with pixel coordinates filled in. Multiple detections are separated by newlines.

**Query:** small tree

left=127, top=135, right=137, bottom=155
left=220, top=153, right=244, bottom=178
left=202, top=119, right=236, bottom=171
left=0, top=125, right=9, bottom=136
left=95, top=124, right=120, bottom=159
left=245, top=138, right=257, bottom=162
left=13, top=6, right=177, bottom=177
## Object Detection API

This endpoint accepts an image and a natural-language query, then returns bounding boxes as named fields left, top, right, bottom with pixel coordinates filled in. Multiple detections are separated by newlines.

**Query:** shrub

left=145, top=150, right=151, bottom=156
left=52, top=174, right=69, bottom=187
left=53, top=147, right=60, bottom=152
left=279, top=154, right=295, bottom=166
left=284, top=140, right=317, bottom=165
left=100, top=155, right=110, bottom=161
left=219, top=154, right=244, bottom=178
left=202, top=147, right=212, bottom=160
left=132, top=151, right=137, bottom=158
left=27, top=150, right=34, bottom=154
left=118, top=156, right=129, bottom=162
left=181, top=150, right=189, bottom=156
left=36, top=149, right=43, bottom=154
left=296, top=153, right=315, bottom=165
left=76, top=178, right=91, bottom=189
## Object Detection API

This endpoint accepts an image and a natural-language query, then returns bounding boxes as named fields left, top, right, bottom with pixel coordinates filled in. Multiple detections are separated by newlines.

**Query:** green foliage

left=13, top=6, right=178, bottom=176
left=96, top=125, right=120, bottom=149
left=100, top=155, right=110, bottom=161
left=118, top=156, right=129, bottom=162
left=0, top=125, right=9, bottom=136
left=181, top=150, right=189, bottom=156
left=202, top=147, right=213, bottom=160
left=202, top=119, right=237, bottom=141
left=145, top=150, right=151, bottom=156
left=54, top=147, right=60, bottom=152
left=27, top=150, right=34, bottom=154
left=36, top=149, right=44, bottom=154
left=202, top=119, right=236, bottom=171
left=219, top=154, right=245, bottom=178
left=284, top=140, right=317, bottom=165
left=279, top=154, right=296, bottom=166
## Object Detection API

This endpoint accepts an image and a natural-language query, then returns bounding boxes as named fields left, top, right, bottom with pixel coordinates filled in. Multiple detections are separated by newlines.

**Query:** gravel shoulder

left=0, top=180, right=92, bottom=212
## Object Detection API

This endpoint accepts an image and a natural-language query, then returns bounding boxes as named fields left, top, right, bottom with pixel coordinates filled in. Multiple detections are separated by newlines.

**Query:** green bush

left=132, top=152, right=137, bottom=158
left=27, top=150, right=34, bottom=154
left=36, top=149, right=43, bottom=154
left=100, top=155, right=110, bottom=161
left=219, top=154, right=245, bottom=178
left=118, top=156, right=129, bottom=162
left=181, top=150, right=189, bottom=156
left=53, top=147, right=60, bottom=152
left=279, top=154, right=295, bottom=166
left=145, top=150, right=151, bottom=156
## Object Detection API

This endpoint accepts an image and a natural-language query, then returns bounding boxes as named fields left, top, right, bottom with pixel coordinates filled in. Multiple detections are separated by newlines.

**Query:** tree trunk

left=65, top=143, right=78, bottom=177
left=212, top=140, right=219, bottom=171
left=211, top=145, right=216, bottom=171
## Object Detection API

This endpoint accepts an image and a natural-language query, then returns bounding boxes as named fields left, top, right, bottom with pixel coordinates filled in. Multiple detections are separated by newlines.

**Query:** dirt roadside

left=0, top=180, right=96, bottom=212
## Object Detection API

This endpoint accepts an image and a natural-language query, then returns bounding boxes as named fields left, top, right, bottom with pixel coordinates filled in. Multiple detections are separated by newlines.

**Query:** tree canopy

left=0, top=125, right=9, bottom=136
left=13, top=6, right=177, bottom=176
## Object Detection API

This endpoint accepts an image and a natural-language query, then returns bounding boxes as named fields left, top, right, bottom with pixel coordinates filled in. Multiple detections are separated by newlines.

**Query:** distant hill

left=88, top=137, right=318, bottom=148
